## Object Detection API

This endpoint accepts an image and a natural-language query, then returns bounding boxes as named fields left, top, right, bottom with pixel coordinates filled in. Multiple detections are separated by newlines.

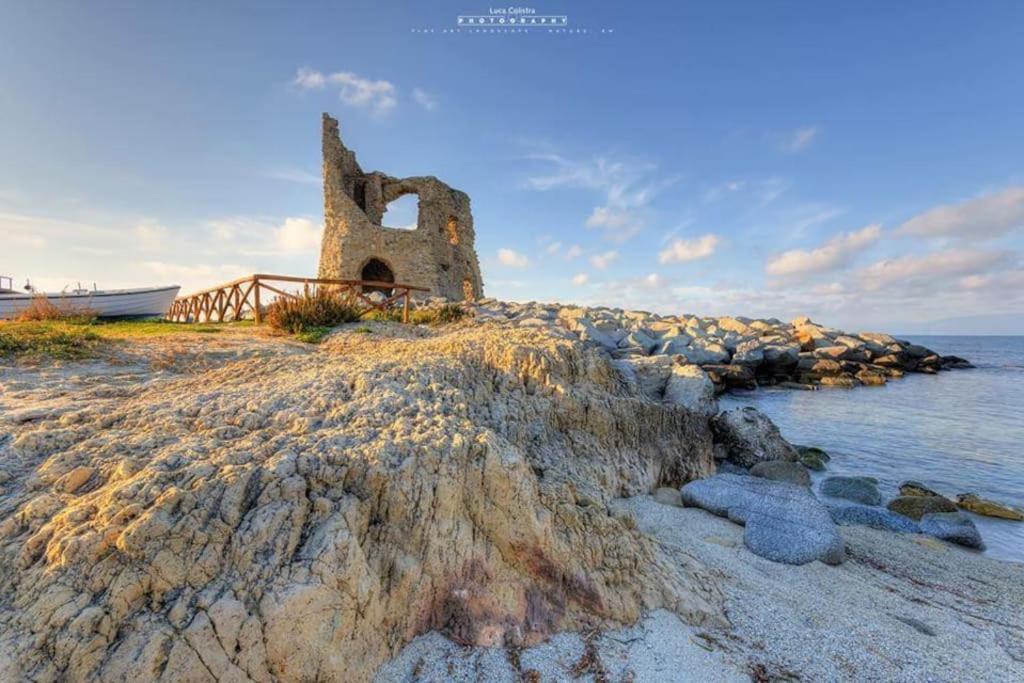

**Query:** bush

left=408, top=303, right=468, bottom=325
left=264, top=289, right=361, bottom=335
left=14, top=296, right=97, bottom=324
left=0, top=322, right=101, bottom=359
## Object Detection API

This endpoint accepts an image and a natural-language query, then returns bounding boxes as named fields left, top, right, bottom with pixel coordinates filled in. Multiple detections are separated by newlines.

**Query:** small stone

left=919, top=512, right=985, bottom=550
left=955, top=493, right=1024, bottom=521
left=820, top=476, right=882, bottom=506
left=60, top=466, right=95, bottom=494
left=749, top=461, right=811, bottom=487
left=899, top=481, right=943, bottom=498
left=887, top=495, right=958, bottom=521
left=796, top=446, right=829, bottom=471
left=653, top=487, right=683, bottom=507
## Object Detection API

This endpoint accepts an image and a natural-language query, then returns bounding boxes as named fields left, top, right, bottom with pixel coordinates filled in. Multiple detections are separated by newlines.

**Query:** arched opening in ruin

left=446, top=216, right=460, bottom=245
left=360, top=257, right=395, bottom=296
left=382, top=193, right=418, bottom=230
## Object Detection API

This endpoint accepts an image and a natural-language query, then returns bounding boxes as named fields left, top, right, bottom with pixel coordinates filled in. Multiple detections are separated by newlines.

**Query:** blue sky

left=2, top=1, right=1023, bottom=332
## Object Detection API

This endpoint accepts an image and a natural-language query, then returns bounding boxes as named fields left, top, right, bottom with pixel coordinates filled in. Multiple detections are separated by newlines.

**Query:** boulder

left=657, top=335, right=693, bottom=356
left=796, top=446, right=829, bottom=471
left=680, top=474, right=845, bottom=565
left=712, top=407, right=799, bottom=468
left=826, top=504, right=921, bottom=533
left=762, top=343, right=800, bottom=367
left=919, top=512, right=985, bottom=550
left=813, top=345, right=850, bottom=360
left=899, top=481, right=944, bottom=498
left=731, top=339, right=765, bottom=366
left=819, top=376, right=856, bottom=388
left=702, top=364, right=757, bottom=391
left=820, top=476, right=882, bottom=506
left=653, top=487, right=683, bottom=507
left=623, top=355, right=675, bottom=400
left=834, top=335, right=867, bottom=350
left=681, top=339, right=730, bottom=365
left=855, top=369, right=887, bottom=386
left=750, top=460, right=811, bottom=487
left=664, top=365, right=717, bottom=416
left=955, top=493, right=1024, bottom=521
left=887, top=495, right=958, bottom=520
left=619, top=330, right=658, bottom=354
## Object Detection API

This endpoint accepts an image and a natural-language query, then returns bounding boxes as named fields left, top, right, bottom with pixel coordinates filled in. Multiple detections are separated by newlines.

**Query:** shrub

left=0, top=322, right=101, bottom=359
left=14, top=296, right=97, bottom=324
left=264, top=289, right=361, bottom=335
left=408, top=303, right=468, bottom=325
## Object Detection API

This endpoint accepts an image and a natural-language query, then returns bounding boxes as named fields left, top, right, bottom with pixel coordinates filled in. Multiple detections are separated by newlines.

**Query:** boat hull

left=0, top=286, right=181, bottom=320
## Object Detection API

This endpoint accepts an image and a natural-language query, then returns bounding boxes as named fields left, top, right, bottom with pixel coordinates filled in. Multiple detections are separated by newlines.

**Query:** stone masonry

left=317, top=113, right=484, bottom=301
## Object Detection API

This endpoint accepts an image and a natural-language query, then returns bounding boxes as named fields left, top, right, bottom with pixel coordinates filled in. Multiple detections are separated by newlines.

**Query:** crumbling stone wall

left=317, top=114, right=484, bottom=301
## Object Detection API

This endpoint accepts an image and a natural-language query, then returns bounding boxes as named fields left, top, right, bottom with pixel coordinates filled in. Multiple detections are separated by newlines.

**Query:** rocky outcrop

left=0, top=323, right=722, bottom=682
left=461, top=301, right=973, bottom=392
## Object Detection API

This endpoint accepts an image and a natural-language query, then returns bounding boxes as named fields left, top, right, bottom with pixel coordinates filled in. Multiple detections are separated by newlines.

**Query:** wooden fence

left=166, top=274, right=429, bottom=324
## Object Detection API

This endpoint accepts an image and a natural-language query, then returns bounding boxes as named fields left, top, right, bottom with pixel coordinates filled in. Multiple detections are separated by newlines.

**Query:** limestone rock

left=826, top=504, right=921, bottom=533
left=664, top=365, right=717, bottom=416
left=0, top=324, right=721, bottom=682
left=796, top=446, right=829, bottom=471
left=899, top=481, right=944, bottom=498
left=711, top=407, right=799, bottom=468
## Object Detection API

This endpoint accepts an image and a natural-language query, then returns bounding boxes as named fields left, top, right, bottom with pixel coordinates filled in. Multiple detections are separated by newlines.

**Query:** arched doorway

left=360, top=257, right=395, bottom=296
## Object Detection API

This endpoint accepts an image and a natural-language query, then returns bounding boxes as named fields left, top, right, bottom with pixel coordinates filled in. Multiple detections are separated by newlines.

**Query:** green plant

left=407, top=303, right=467, bottom=325
left=295, top=326, right=333, bottom=344
left=264, top=289, right=361, bottom=335
left=353, top=326, right=373, bottom=334
left=0, top=322, right=101, bottom=359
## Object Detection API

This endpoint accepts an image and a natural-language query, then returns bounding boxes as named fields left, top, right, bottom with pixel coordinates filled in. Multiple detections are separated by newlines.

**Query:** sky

left=2, top=1, right=1023, bottom=333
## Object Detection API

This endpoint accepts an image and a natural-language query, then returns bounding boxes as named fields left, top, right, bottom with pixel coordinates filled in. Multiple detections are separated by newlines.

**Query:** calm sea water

left=721, top=336, right=1024, bottom=563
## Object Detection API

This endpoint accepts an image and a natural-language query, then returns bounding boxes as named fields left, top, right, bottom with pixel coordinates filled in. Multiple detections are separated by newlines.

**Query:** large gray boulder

left=680, top=474, right=845, bottom=565
left=919, top=512, right=985, bottom=550
left=622, top=355, right=674, bottom=400
left=712, top=407, right=799, bottom=468
left=664, top=364, right=717, bottom=416
left=681, top=339, right=730, bottom=365
left=731, top=339, right=765, bottom=366
left=749, top=460, right=811, bottom=487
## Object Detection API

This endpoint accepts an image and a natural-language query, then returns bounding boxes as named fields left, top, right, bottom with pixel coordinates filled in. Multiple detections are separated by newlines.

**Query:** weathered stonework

left=317, top=113, right=484, bottom=301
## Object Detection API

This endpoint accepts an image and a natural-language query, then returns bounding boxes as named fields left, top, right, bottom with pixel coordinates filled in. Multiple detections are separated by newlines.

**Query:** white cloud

left=497, top=248, right=529, bottom=268
left=264, top=167, right=320, bottom=186
left=571, top=273, right=589, bottom=286
left=590, top=250, right=618, bottom=269
left=658, top=234, right=720, bottom=264
left=274, top=217, right=323, bottom=253
left=545, top=241, right=563, bottom=255
left=412, top=87, right=438, bottom=111
left=857, top=248, right=1009, bottom=290
left=565, top=244, right=583, bottom=259
left=643, top=273, right=667, bottom=288
left=765, top=224, right=881, bottom=278
left=779, top=126, right=819, bottom=153
left=896, top=186, right=1024, bottom=239
left=293, top=68, right=397, bottom=115
left=585, top=206, right=643, bottom=243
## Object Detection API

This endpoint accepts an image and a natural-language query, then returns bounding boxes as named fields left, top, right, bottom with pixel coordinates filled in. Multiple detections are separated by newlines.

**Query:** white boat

left=0, top=277, right=181, bottom=320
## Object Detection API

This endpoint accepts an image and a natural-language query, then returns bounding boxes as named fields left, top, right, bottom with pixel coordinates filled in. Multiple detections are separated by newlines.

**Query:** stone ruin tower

left=317, top=113, right=484, bottom=301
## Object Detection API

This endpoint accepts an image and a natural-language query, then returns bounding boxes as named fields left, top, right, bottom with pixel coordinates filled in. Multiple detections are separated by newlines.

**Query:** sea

left=721, top=336, right=1024, bottom=563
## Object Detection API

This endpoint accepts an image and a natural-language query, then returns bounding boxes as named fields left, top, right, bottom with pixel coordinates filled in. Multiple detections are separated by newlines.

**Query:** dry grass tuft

left=264, top=290, right=361, bottom=336
left=14, top=295, right=97, bottom=324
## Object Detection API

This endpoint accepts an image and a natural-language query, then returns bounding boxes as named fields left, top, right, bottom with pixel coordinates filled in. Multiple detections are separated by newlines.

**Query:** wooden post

left=402, top=289, right=410, bottom=323
left=253, top=277, right=261, bottom=324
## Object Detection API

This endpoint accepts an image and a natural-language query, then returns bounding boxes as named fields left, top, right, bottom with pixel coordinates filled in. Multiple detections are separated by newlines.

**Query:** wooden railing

left=166, top=274, right=429, bottom=324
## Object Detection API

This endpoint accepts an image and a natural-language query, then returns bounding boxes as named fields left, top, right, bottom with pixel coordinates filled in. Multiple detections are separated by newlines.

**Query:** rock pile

left=459, top=300, right=973, bottom=392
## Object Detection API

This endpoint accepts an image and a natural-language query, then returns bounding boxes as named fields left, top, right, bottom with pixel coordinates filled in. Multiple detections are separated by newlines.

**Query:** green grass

left=0, top=317, right=254, bottom=360
left=294, top=326, right=333, bottom=344
left=0, top=321, right=102, bottom=360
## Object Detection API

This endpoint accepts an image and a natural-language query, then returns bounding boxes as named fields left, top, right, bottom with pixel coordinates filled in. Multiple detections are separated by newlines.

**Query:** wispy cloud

left=856, top=248, right=1011, bottom=291
left=571, top=273, right=589, bottom=285
left=264, top=167, right=320, bottom=186
left=412, top=87, right=438, bottom=111
left=778, top=126, right=819, bottom=153
left=293, top=67, right=397, bottom=115
left=896, top=186, right=1024, bottom=239
left=658, top=234, right=720, bottom=264
left=765, top=224, right=881, bottom=278
left=590, top=250, right=618, bottom=269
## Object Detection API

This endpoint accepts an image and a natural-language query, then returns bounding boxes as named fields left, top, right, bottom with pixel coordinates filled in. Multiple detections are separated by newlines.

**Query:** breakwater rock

left=463, top=299, right=973, bottom=392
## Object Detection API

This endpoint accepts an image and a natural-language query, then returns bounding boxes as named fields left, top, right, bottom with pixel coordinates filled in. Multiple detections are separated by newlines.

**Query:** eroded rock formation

left=0, top=323, right=720, bottom=682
